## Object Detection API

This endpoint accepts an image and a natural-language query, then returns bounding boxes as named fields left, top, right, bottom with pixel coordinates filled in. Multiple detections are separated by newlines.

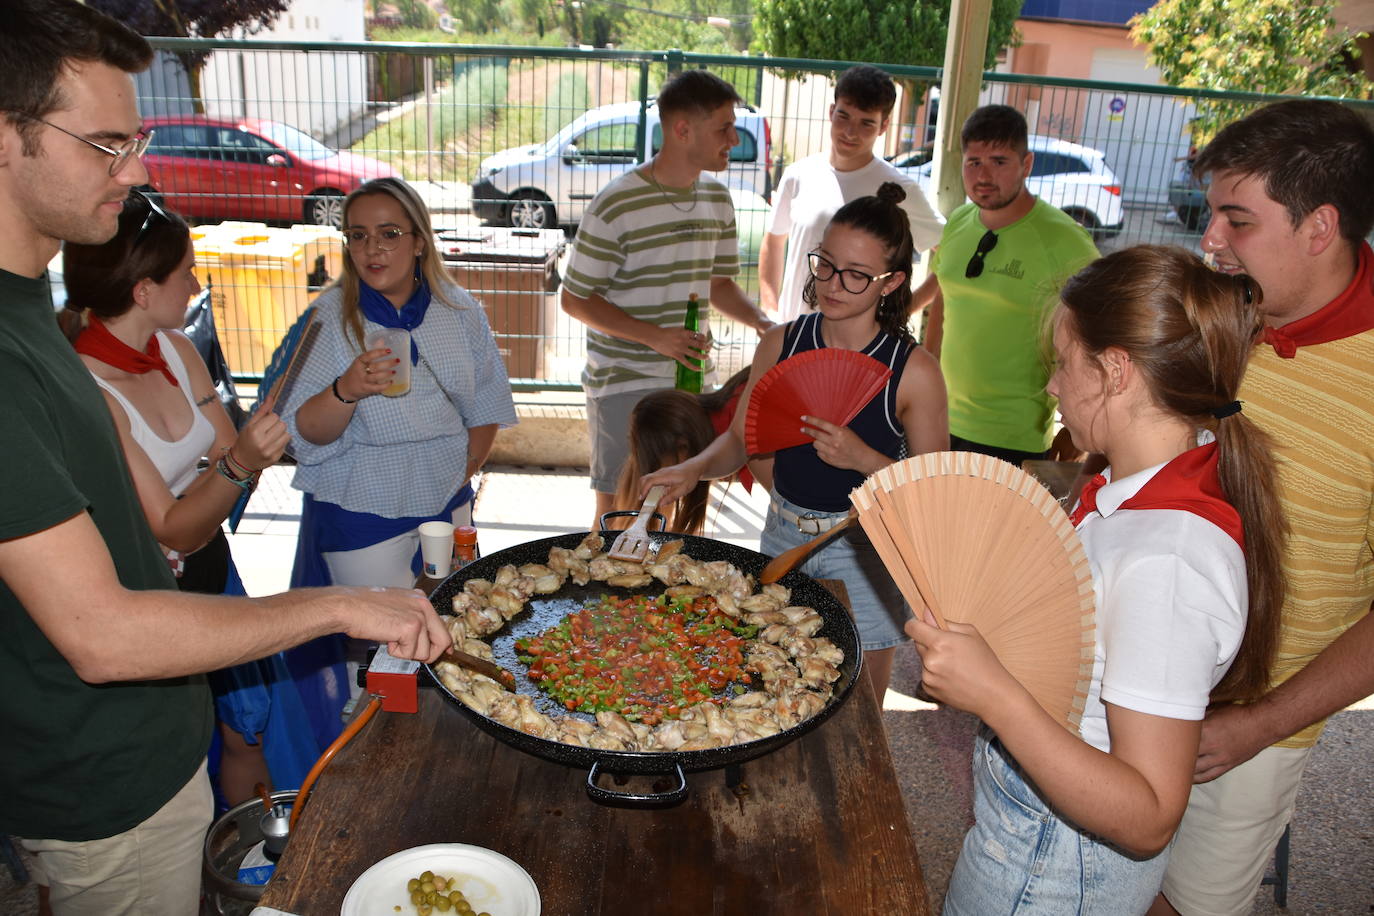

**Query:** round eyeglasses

left=9, top=115, right=154, bottom=176
left=807, top=251, right=895, bottom=295
left=344, top=227, right=413, bottom=251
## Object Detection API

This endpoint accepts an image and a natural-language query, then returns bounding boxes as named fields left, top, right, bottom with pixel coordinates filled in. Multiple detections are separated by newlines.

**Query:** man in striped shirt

left=1153, top=99, right=1374, bottom=916
left=561, top=69, right=773, bottom=526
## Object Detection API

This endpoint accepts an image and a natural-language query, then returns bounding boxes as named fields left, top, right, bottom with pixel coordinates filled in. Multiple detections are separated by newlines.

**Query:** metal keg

left=202, top=789, right=296, bottom=915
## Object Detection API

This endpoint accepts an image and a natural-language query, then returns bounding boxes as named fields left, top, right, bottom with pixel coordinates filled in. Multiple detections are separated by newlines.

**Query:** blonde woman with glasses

left=283, top=177, right=516, bottom=591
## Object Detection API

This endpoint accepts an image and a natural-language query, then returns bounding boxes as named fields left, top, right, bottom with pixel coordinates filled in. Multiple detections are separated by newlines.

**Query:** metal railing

left=135, top=38, right=1374, bottom=387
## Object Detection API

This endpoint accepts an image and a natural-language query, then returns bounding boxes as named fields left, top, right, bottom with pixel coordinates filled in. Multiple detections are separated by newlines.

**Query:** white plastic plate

left=340, top=843, right=540, bottom=916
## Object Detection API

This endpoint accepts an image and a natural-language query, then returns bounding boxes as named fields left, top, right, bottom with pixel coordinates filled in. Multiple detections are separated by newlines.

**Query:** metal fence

left=133, top=38, right=1374, bottom=387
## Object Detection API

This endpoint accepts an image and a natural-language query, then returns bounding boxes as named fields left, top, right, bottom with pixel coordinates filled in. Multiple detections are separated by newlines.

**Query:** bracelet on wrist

left=224, top=447, right=256, bottom=477
left=214, top=455, right=256, bottom=491
left=331, top=376, right=357, bottom=404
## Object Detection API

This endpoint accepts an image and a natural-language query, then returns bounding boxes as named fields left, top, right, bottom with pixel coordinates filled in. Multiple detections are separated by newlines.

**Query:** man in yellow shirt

left=1152, top=99, right=1374, bottom=916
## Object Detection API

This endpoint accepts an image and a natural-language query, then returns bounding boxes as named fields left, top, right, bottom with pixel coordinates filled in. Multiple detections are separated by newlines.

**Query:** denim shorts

left=944, top=728, right=1171, bottom=916
left=760, top=491, right=909, bottom=651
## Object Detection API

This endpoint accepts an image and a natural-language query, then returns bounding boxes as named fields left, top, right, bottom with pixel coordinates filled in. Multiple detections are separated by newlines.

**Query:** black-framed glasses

left=965, top=229, right=998, bottom=279
left=344, top=227, right=413, bottom=251
left=5, top=113, right=153, bottom=175
left=807, top=251, right=895, bottom=295
left=130, top=189, right=170, bottom=248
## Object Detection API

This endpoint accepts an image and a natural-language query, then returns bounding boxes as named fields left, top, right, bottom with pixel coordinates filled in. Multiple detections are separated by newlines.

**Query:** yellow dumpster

left=291, top=224, right=346, bottom=295
left=218, top=231, right=311, bottom=377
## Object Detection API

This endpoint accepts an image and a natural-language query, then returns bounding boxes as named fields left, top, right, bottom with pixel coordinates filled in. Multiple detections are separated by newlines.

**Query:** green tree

left=396, top=0, right=437, bottom=29
left=751, top=0, right=1022, bottom=72
left=1131, top=0, right=1372, bottom=139
left=447, top=0, right=507, bottom=33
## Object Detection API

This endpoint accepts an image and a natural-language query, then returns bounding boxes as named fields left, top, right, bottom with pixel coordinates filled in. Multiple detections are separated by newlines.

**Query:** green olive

left=410, top=891, right=424, bottom=906
left=448, top=890, right=465, bottom=905
left=435, top=899, right=452, bottom=913
left=420, top=870, right=435, bottom=883
left=421, top=880, right=436, bottom=894
left=434, top=876, right=449, bottom=892
left=408, top=878, right=422, bottom=893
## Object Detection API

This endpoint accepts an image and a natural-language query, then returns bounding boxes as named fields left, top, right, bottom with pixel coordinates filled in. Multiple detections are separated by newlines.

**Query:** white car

left=898, top=134, right=1124, bottom=237
left=471, top=100, right=772, bottom=229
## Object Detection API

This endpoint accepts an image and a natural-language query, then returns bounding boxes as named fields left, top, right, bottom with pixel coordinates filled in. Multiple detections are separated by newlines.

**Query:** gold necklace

left=647, top=159, right=698, bottom=214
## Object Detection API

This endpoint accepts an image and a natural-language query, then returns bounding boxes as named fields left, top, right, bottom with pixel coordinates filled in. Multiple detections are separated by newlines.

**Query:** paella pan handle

left=597, top=509, right=667, bottom=532
left=586, top=760, right=688, bottom=806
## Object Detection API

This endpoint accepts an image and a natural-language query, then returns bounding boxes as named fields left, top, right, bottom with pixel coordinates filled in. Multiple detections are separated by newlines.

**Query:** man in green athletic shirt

left=925, top=105, right=1098, bottom=466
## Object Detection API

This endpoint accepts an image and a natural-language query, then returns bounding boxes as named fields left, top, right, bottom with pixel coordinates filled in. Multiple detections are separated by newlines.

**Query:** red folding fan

left=743, top=349, right=892, bottom=455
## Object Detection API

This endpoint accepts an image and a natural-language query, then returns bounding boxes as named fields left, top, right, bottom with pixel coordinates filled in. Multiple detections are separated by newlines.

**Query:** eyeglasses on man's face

left=344, top=227, right=413, bottom=251
left=964, top=229, right=998, bottom=279
left=807, top=251, right=895, bottom=295
left=4, top=112, right=153, bottom=176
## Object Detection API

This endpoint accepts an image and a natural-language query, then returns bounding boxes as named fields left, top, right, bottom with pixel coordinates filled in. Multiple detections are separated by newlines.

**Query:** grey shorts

left=586, top=387, right=667, bottom=493
left=760, top=490, right=910, bottom=651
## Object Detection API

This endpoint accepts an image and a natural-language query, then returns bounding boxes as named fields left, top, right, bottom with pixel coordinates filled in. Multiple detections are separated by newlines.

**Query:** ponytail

left=1060, top=246, right=1286, bottom=702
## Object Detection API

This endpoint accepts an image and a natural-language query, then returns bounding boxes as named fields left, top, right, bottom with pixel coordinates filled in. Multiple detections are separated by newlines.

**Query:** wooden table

left=260, top=582, right=931, bottom=915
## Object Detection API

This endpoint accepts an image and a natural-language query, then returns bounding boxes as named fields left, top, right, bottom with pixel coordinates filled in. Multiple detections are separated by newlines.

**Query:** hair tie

left=1211, top=400, right=1242, bottom=419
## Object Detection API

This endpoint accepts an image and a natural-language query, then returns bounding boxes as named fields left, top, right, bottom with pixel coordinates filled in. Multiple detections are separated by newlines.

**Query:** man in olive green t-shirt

left=0, top=5, right=450, bottom=911
left=925, top=105, right=1098, bottom=465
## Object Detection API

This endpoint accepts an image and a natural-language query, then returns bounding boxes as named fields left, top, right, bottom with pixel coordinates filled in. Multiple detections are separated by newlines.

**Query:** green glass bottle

left=675, top=293, right=703, bottom=393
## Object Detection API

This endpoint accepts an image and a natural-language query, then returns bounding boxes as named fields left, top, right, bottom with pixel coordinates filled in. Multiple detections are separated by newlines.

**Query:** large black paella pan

left=426, top=529, right=863, bottom=804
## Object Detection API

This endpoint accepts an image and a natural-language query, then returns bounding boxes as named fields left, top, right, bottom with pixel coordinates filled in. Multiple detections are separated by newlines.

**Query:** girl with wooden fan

left=640, top=182, right=949, bottom=698
left=909, top=246, right=1286, bottom=914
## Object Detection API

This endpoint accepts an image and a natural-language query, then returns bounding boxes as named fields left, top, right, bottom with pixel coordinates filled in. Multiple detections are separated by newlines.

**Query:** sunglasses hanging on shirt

left=965, top=229, right=999, bottom=279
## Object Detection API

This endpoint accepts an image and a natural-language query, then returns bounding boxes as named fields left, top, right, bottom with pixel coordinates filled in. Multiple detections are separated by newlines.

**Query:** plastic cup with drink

left=366, top=328, right=411, bottom=397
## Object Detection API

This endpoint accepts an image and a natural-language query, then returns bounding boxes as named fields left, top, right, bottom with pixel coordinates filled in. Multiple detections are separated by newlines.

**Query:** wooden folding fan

left=743, top=349, right=892, bottom=455
left=851, top=451, right=1096, bottom=733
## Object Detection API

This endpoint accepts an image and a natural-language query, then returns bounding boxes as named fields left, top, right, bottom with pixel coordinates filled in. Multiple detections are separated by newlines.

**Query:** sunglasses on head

left=130, top=190, right=170, bottom=249
left=965, top=229, right=998, bottom=279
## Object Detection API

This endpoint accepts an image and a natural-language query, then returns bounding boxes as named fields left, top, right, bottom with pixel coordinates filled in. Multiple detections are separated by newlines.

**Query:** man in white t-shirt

left=760, top=65, right=944, bottom=322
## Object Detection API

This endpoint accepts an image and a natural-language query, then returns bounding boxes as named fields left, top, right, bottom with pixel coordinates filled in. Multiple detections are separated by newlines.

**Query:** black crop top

left=772, top=312, right=913, bottom=512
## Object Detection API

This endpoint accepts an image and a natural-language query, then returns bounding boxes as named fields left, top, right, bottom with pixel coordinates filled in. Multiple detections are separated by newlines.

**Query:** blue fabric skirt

left=202, top=555, right=323, bottom=794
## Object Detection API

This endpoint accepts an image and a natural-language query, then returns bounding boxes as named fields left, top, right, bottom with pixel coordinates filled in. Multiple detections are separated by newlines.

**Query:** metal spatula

left=607, top=485, right=666, bottom=562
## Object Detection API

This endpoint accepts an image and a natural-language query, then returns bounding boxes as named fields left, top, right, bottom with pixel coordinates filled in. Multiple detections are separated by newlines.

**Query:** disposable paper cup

left=367, top=328, right=411, bottom=397
left=418, top=521, right=455, bottom=578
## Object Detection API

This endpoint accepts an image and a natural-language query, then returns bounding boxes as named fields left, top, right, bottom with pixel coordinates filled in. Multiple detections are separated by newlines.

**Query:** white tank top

left=91, top=331, right=217, bottom=497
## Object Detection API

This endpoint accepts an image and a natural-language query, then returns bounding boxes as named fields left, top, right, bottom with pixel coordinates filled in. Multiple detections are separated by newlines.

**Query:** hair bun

left=876, top=181, right=907, bottom=206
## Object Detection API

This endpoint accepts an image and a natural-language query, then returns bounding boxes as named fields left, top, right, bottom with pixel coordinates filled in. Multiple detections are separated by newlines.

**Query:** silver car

left=471, top=100, right=772, bottom=229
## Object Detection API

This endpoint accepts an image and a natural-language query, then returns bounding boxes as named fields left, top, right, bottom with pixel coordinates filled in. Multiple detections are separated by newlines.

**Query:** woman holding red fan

left=641, top=182, right=949, bottom=697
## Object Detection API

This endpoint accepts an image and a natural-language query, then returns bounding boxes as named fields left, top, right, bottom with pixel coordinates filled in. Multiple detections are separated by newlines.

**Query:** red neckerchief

left=1069, top=442, right=1243, bottom=549
left=1262, top=242, right=1374, bottom=358
left=74, top=318, right=179, bottom=387
left=711, top=389, right=754, bottom=492
left=1068, top=474, right=1105, bottom=527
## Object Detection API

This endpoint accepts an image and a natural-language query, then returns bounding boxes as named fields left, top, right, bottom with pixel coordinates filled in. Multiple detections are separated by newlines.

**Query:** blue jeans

left=760, top=491, right=909, bottom=651
left=944, top=728, right=1171, bottom=916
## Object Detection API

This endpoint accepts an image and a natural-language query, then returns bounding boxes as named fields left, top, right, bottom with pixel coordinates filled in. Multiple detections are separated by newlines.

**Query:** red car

left=140, top=115, right=398, bottom=226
